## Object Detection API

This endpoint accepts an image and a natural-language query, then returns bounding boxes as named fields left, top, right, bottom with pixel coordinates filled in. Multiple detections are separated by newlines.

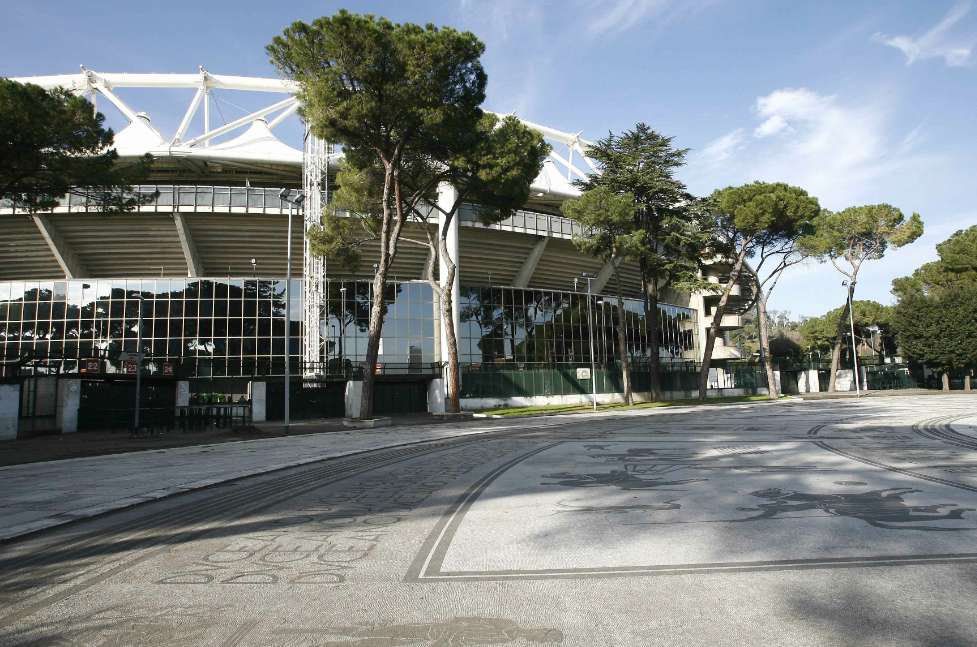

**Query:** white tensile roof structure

left=13, top=68, right=593, bottom=198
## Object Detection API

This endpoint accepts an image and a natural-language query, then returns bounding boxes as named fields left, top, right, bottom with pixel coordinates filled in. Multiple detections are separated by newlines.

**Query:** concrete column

left=799, top=369, right=820, bottom=393
left=56, top=379, right=81, bottom=434
left=345, top=380, right=363, bottom=419
left=250, top=381, right=267, bottom=423
left=427, top=378, right=446, bottom=414
left=0, top=383, right=19, bottom=440
left=176, top=380, right=191, bottom=407
left=437, top=183, right=461, bottom=398
left=35, top=377, right=57, bottom=418
left=437, top=183, right=461, bottom=369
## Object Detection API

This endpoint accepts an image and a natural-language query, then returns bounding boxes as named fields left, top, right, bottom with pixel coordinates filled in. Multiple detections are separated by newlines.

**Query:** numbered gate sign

left=576, top=367, right=592, bottom=380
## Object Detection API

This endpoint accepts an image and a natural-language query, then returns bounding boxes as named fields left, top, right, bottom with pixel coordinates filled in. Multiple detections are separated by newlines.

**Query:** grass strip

left=475, top=395, right=778, bottom=417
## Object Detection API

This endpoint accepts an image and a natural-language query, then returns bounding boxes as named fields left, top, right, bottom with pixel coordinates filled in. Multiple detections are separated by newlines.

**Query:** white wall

left=462, top=387, right=769, bottom=411
left=427, top=378, right=446, bottom=414
left=56, top=379, right=81, bottom=434
left=345, top=380, right=363, bottom=419
left=0, top=383, right=19, bottom=440
left=249, top=381, right=266, bottom=423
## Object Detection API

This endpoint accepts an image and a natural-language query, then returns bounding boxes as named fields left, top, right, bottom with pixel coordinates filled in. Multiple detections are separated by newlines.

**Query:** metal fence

left=459, top=361, right=767, bottom=399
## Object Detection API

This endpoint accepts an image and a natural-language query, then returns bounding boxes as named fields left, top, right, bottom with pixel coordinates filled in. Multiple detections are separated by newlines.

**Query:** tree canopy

left=893, top=285, right=977, bottom=376
left=576, top=124, right=711, bottom=295
left=567, top=123, right=713, bottom=400
left=0, top=78, right=151, bottom=212
left=268, top=12, right=546, bottom=417
left=712, top=182, right=820, bottom=251
left=801, top=204, right=923, bottom=267
left=699, top=181, right=820, bottom=399
left=797, top=300, right=894, bottom=354
left=268, top=11, right=487, bottom=168
left=892, top=225, right=977, bottom=299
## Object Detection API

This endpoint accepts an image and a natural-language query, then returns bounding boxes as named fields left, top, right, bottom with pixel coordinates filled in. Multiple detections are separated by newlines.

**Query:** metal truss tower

left=302, top=130, right=329, bottom=374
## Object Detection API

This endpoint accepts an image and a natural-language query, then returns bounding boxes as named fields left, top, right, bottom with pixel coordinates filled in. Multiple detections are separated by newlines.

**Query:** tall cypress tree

left=573, top=124, right=713, bottom=400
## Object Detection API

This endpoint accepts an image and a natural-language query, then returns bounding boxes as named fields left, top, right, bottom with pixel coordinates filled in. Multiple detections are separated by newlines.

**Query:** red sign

left=123, top=360, right=137, bottom=375
left=374, top=362, right=383, bottom=375
left=162, top=362, right=174, bottom=376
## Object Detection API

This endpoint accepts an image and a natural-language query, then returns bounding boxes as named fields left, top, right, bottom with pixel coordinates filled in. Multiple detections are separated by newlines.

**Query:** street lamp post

left=279, top=189, right=305, bottom=433
left=582, top=272, right=598, bottom=412
left=843, top=280, right=861, bottom=397
left=339, top=286, right=347, bottom=371
left=133, top=294, right=144, bottom=432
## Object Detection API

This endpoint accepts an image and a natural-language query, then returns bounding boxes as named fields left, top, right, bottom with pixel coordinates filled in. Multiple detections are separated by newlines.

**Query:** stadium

left=0, top=69, right=757, bottom=429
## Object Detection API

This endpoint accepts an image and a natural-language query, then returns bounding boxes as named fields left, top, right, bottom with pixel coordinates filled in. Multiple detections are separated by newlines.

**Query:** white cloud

left=699, top=128, right=745, bottom=164
left=587, top=0, right=669, bottom=34
left=753, top=114, right=788, bottom=138
left=583, top=0, right=715, bottom=36
left=686, top=86, right=946, bottom=211
left=873, top=2, right=974, bottom=67
left=684, top=84, right=965, bottom=316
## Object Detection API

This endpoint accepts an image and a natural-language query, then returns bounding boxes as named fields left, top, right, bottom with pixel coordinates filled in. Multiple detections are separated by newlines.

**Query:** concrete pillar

left=250, top=381, right=267, bottom=423
left=35, top=377, right=57, bottom=417
left=800, top=369, right=820, bottom=393
left=345, top=380, right=363, bottom=419
left=0, top=383, right=19, bottom=440
left=427, top=378, right=446, bottom=414
left=437, top=183, right=460, bottom=371
left=176, top=380, right=191, bottom=407
left=835, top=369, right=854, bottom=391
left=56, top=379, right=81, bottom=434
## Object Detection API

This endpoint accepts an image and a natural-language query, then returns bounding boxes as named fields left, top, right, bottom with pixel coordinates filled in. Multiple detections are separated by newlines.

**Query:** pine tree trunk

left=827, top=284, right=854, bottom=392
left=439, top=278, right=461, bottom=414
left=943, top=372, right=951, bottom=391
left=616, top=295, right=632, bottom=405
left=756, top=292, right=779, bottom=399
left=358, top=160, right=398, bottom=420
left=827, top=339, right=843, bottom=392
left=698, top=247, right=750, bottom=400
left=359, top=270, right=388, bottom=419
left=647, top=278, right=662, bottom=401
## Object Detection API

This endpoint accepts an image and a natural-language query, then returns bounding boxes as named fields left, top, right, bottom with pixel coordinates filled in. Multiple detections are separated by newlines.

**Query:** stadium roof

left=12, top=68, right=594, bottom=199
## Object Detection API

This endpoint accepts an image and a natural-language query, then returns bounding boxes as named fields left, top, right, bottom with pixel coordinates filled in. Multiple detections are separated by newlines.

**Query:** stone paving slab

left=0, top=418, right=565, bottom=542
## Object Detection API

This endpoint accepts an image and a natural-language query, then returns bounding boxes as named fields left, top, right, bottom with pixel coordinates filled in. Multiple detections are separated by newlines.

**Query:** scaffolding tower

left=302, top=130, right=329, bottom=374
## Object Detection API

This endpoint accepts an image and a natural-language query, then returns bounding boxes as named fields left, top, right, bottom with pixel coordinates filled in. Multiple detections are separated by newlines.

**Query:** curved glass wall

left=0, top=279, right=696, bottom=377
left=0, top=278, right=302, bottom=377
left=458, top=286, right=697, bottom=367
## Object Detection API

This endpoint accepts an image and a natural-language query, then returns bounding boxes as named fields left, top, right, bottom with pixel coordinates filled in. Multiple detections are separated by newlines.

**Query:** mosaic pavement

left=2, top=395, right=977, bottom=646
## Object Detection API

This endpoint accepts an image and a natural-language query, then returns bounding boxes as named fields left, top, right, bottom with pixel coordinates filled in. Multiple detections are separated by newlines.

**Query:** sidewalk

left=0, top=416, right=540, bottom=542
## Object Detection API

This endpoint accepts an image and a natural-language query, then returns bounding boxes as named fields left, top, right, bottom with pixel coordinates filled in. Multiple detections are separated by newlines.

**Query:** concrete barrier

left=0, top=383, right=19, bottom=440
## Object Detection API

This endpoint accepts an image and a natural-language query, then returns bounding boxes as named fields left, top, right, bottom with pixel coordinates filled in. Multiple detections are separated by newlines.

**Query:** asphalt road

left=3, top=395, right=977, bottom=646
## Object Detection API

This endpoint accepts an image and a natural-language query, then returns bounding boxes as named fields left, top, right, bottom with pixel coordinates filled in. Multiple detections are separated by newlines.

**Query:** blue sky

left=3, top=1, right=975, bottom=317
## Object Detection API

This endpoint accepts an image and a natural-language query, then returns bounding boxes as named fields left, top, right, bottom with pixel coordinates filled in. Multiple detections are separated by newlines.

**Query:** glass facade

left=0, top=278, right=302, bottom=377
left=0, top=279, right=696, bottom=377
left=320, top=280, right=436, bottom=372
left=459, top=286, right=697, bottom=367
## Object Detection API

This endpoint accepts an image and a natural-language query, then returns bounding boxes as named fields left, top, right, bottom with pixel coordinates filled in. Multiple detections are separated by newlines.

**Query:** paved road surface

left=2, top=395, right=977, bottom=646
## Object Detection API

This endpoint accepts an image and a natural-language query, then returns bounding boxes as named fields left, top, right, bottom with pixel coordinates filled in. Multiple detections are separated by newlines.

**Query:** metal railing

left=176, top=403, right=252, bottom=431
left=458, top=203, right=583, bottom=240
left=1, top=188, right=585, bottom=241
left=0, top=185, right=328, bottom=215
